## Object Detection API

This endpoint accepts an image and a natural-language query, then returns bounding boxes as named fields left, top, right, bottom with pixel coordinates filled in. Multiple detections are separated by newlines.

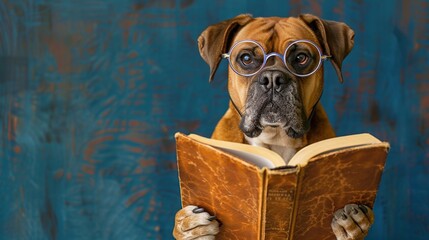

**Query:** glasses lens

left=285, top=41, right=321, bottom=76
left=229, top=41, right=265, bottom=76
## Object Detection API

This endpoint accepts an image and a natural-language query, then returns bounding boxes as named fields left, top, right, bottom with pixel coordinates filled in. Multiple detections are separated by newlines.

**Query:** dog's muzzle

left=238, top=69, right=310, bottom=139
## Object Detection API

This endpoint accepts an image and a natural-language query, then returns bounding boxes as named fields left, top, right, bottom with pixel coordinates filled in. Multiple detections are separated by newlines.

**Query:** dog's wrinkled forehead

left=233, top=17, right=319, bottom=52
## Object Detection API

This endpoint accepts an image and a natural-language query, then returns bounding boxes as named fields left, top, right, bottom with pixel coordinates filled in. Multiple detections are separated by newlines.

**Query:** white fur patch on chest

left=245, top=126, right=306, bottom=164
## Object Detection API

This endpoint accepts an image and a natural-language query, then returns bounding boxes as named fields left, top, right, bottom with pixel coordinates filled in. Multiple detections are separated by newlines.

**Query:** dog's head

left=198, top=14, right=354, bottom=139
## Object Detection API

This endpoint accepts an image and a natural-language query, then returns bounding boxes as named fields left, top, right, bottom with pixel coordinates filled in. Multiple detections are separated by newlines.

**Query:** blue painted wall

left=0, top=0, right=428, bottom=239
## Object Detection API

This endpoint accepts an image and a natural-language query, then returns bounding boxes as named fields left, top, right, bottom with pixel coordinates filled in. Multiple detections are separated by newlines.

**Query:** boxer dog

left=174, top=14, right=375, bottom=240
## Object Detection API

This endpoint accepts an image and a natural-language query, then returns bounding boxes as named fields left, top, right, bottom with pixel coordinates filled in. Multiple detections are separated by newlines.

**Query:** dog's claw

left=359, top=205, right=368, bottom=213
left=331, top=204, right=374, bottom=240
left=173, top=205, right=220, bottom=240
left=192, top=207, right=205, bottom=214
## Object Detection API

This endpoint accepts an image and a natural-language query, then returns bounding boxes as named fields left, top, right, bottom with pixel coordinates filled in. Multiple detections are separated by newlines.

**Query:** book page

left=187, top=134, right=286, bottom=168
left=288, top=133, right=382, bottom=166
left=213, top=146, right=278, bottom=168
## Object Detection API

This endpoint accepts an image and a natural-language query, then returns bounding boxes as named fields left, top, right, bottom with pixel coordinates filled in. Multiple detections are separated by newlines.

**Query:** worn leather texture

left=291, top=144, right=389, bottom=240
left=176, top=133, right=265, bottom=239
left=175, top=133, right=389, bottom=240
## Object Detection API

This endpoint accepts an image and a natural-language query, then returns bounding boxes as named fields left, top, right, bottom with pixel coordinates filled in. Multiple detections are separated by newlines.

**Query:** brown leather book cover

left=175, top=133, right=389, bottom=240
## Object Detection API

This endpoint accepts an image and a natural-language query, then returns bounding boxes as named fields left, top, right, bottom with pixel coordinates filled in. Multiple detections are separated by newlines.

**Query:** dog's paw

left=331, top=204, right=374, bottom=240
left=173, top=205, right=220, bottom=240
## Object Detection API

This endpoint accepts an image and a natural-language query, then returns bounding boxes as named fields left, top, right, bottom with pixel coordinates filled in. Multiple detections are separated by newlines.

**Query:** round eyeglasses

left=222, top=39, right=330, bottom=78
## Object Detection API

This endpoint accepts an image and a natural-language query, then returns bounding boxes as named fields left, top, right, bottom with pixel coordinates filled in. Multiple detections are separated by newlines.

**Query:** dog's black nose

left=258, top=70, right=288, bottom=92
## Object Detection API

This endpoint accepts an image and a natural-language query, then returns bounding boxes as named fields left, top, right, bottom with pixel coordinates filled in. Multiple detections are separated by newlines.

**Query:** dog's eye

left=240, top=53, right=254, bottom=66
left=295, top=53, right=309, bottom=65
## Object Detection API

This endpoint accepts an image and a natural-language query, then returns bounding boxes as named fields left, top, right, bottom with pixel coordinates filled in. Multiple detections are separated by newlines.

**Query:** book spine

left=259, top=169, right=268, bottom=240
left=288, top=166, right=303, bottom=240
left=264, top=169, right=299, bottom=239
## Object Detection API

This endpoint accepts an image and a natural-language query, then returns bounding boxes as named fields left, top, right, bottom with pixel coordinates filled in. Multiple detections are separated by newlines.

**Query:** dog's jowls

left=174, top=14, right=375, bottom=240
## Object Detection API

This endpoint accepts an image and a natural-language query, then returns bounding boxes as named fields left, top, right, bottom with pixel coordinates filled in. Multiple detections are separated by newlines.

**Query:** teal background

left=0, top=0, right=428, bottom=239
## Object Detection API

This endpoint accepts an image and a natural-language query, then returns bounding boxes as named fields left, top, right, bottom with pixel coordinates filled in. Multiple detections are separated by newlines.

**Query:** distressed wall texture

left=0, top=0, right=428, bottom=239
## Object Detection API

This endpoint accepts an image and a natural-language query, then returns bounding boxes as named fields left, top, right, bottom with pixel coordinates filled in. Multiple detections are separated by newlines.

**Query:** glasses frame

left=222, top=39, right=331, bottom=78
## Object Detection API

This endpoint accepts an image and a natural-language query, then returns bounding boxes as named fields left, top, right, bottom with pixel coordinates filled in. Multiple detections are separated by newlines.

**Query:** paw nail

left=359, top=205, right=368, bottom=214
left=342, top=213, right=348, bottom=220
left=208, top=215, right=217, bottom=221
left=192, top=207, right=205, bottom=213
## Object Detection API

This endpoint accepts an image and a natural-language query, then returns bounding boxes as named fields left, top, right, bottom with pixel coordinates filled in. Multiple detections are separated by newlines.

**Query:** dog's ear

left=299, top=14, right=355, bottom=83
left=198, top=14, right=253, bottom=82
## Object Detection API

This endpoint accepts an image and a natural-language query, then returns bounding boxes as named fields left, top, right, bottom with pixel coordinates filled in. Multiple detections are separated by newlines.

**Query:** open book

left=175, top=133, right=389, bottom=240
left=187, top=133, right=383, bottom=167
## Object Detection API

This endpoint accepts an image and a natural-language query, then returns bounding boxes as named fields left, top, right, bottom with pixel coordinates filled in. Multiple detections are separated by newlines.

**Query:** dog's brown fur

left=174, top=14, right=374, bottom=240
left=205, top=14, right=348, bottom=147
